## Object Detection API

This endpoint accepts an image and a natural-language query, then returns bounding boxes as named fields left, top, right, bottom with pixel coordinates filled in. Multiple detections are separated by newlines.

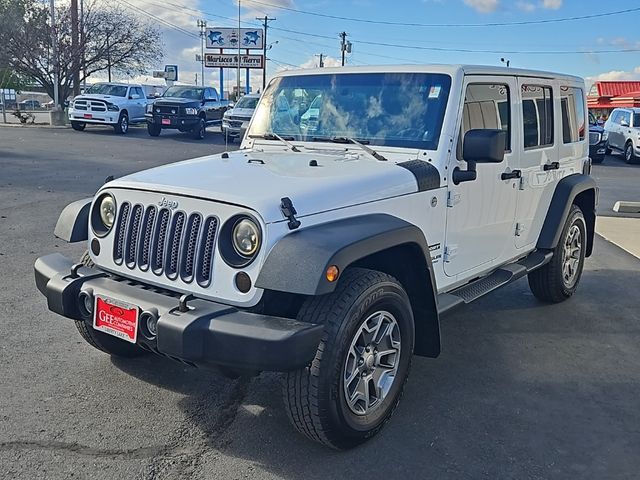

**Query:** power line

left=116, top=0, right=199, bottom=39
left=241, top=1, right=640, bottom=28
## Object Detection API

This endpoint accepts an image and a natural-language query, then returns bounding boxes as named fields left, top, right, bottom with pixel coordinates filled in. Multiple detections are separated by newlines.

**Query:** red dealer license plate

left=161, top=118, right=171, bottom=125
left=93, top=296, right=139, bottom=343
left=83, top=114, right=92, bottom=119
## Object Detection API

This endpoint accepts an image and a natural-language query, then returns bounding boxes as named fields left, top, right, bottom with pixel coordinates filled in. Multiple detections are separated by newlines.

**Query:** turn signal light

left=326, top=265, right=340, bottom=283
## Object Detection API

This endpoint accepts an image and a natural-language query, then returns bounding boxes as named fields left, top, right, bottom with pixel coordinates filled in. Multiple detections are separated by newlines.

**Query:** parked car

left=222, top=93, right=260, bottom=141
left=35, top=65, right=596, bottom=450
left=68, top=82, right=148, bottom=134
left=18, top=99, right=41, bottom=110
left=146, top=86, right=230, bottom=139
left=588, top=111, right=607, bottom=164
left=603, top=107, right=640, bottom=164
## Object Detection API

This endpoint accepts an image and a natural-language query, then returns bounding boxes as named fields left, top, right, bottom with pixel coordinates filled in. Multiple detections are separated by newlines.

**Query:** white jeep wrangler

left=68, top=82, right=148, bottom=134
left=36, top=65, right=596, bottom=449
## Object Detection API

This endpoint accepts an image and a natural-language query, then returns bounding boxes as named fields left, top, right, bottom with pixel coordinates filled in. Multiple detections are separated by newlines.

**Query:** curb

left=0, top=123, right=69, bottom=129
left=614, top=201, right=640, bottom=214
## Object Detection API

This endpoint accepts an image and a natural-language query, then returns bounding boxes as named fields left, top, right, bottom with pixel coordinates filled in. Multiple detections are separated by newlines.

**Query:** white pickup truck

left=68, top=82, right=148, bottom=134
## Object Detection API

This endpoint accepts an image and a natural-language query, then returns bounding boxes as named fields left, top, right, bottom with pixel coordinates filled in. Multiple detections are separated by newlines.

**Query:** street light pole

left=198, top=20, right=207, bottom=86
left=50, top=0, right=59, bottom=108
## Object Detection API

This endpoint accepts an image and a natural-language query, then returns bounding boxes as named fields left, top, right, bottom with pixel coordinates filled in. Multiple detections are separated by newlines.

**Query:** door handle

left=543, top=162, right=559, bottom=171
left=501, top=169, right=521, bottom=180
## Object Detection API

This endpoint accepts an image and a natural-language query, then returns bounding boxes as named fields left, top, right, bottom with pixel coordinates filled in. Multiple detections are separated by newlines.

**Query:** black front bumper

left=146, top=114, right=200, bottom=131
left=34, top=253, right=323, bottom=372
left=590, top=142, right=607, bottom=162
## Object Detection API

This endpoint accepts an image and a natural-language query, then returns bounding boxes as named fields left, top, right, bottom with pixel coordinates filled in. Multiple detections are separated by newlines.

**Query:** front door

left=444, top=76, right=519, bottom=277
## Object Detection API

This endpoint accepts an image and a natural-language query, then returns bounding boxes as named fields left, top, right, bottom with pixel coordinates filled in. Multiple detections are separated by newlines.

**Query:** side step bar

left=437, top=250, right=553, bottom=316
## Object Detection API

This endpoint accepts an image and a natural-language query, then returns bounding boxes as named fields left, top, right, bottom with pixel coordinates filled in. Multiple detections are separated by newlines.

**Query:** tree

left=0, top=0, right=163, bottom=106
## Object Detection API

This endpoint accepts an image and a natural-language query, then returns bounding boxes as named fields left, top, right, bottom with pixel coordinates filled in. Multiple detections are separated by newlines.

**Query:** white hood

left=106, top=148, right=420, bottom=223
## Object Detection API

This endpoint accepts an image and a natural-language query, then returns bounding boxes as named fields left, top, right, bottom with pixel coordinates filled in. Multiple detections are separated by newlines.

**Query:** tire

left=624, top=142, right=639, bottom=164
left=147, top=122, right=161, bottom=137
left=73, top=251, right=146, bottom=358
left=71, top=121, right=86, bottom=131
left=528, top=205, right=587, bottom=303
left=283, top=267, right=415, bottom=450
left=192, top=117, right=206, bottom=140
left=113, top=112, right=129, bottom=134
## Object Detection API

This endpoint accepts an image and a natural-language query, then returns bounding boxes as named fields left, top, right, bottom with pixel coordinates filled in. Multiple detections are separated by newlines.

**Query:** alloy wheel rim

left=121, top=117, right=128, bottom=132
left=343, top=310, right=401, bottom=416
left=626, top=145, right=632, bottom=161
left=562, top=224, right=582, bottom=287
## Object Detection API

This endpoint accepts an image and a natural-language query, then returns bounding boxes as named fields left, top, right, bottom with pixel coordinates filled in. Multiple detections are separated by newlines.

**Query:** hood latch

left=280, top=197, right=301, bottom=230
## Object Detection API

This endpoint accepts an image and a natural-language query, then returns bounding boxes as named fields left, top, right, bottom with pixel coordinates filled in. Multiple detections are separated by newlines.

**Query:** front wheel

left=70, top=121, right=86, bottom=131
left=624, top=142, right=639, bottom=164
left=192, top=117, right=206, bottom=140
left=147, top=122, right=161, bottom=137
left=528, top=205, right=587, bottom=303
left=283, top=268, right=414, bottom=449
left=113, top=112, right=129, bottom=134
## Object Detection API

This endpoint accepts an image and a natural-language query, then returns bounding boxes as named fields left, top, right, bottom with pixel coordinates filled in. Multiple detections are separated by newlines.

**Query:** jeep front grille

left=113, top=202, right=218, bottom=286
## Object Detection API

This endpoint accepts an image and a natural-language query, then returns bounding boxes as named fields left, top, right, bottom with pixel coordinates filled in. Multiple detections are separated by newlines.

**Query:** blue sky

left=125, top=0, right=640, bottom=93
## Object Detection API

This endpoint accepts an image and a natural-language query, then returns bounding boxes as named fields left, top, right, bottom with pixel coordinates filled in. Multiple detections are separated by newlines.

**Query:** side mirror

left=453, top=129, right=506, bottom=184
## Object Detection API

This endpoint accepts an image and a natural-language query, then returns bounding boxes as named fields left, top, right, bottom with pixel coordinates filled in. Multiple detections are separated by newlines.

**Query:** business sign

left=204, top=53, right=264, bottom=69
left=205, top=28, right=264, bottom=50
left=164, top=64, right=178, bottom=81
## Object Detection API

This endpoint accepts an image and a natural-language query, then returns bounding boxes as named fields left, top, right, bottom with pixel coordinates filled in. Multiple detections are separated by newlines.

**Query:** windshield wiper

left=311, top=136, right=387, bottom=161
left=249, top=132, right=300, bottom=152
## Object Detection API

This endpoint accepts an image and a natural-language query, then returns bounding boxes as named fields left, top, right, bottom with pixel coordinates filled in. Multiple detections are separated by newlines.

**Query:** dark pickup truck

left=146, top=86, right=230, bottom=139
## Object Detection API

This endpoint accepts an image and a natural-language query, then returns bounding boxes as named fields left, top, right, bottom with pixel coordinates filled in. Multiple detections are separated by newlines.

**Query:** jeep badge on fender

left=35, top=64, right=596, bottom=450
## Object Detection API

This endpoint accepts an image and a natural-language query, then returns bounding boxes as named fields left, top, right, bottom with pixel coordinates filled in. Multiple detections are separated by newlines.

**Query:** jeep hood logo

left=158, top=197, right=179, bottom=210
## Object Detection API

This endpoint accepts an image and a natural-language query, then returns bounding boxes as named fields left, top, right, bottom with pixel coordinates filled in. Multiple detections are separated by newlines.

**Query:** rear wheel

left=113, top=112, right=129, bottom=134
left=70, top=121, right=86, bottom=131
left=528, top=205, right=587, bottom=303
left=283, top=268, right=414, bottom=449
left=147, top=122, right=161, bottom=137
left=192, top=117, right=206, bottom=140
left=73, top=251, right=146, bottom=358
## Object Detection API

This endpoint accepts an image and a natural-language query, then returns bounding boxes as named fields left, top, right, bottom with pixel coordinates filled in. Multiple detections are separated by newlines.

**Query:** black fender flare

left=255, top=214, right=441, bottom=357
left=53, top=198, right=91, bottom=243
left=537, top=173, right=597, bottom=257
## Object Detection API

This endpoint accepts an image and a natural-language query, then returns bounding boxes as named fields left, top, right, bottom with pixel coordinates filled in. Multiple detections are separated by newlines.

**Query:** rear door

left=608, top=111, right=622, bottom=149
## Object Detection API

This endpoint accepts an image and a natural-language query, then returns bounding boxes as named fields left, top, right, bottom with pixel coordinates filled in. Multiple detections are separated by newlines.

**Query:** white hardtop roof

left=275, top=64, right=583, bottom=83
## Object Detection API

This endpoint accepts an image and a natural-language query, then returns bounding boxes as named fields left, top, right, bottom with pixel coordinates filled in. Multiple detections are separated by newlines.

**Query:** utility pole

left=71, top=0, right=80, bottom=96
left=106, top=33, right=111, bottom=82
left=197, top=20, right=207, bottom=86
left=50, top=0, right=59, bottom=108
left=340, top=32, right=348, bottom=66
left=257, top=15, right=275, bottom=90
left=80, top=0, right=86, bottom=91
left=237, top=0, right=241, bottom=100
left=315, top=53, right=325, bottom=68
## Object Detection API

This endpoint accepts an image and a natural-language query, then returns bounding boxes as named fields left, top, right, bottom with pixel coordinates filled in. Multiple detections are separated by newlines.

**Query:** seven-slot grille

left=113, top=202, right=218, bottom=287
left=73, top=99, right=107, bottom=112
left=589, top=132, right=602, bottom=145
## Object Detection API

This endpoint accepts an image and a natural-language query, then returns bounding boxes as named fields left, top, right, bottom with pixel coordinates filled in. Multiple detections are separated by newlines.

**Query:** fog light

left=235, top=272, right=252, bottom=293
left=91, top=238, right=101, bottom=255
left=78, top=291, right=94, bottom=318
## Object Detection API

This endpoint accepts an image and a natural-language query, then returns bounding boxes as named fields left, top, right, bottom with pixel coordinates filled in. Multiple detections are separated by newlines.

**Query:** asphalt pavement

left=1, top=126, right=639, bottom=479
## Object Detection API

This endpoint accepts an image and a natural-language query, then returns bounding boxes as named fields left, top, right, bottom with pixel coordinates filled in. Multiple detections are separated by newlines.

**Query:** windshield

left=86, top=84, right=128, bottom=97
left=249, top=73, right=452, bottom=150
left=236, top=96, right=259, bottom=109
left=163, top=86, right=204, bottom=99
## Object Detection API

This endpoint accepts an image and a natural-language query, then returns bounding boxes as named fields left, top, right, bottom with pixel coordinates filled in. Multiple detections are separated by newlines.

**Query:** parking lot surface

left=1, top=126, right=639, bottom=479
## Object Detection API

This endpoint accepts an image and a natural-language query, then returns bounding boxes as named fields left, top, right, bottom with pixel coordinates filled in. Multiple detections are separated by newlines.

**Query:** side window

left=457, top=83, right=511, bottom=160
left=135, top=87, right=144, bottom=98
left=610, top=111, right=620, bottom=124
left=521, top=84, right=554, bottom=149
left=560, top=86, right=585, bottom=143
left=621, top=111, right=631, bottom=126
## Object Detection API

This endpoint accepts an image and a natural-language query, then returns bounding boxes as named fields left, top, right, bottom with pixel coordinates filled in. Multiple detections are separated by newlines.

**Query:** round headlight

left=99, top=195, right=116, bottom=228
left=232, top=218, right=260, bottom=257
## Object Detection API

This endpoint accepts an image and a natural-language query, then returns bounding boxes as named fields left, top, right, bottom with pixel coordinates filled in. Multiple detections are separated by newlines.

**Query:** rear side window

left=522, top=85, right=553, bottom=149
left=457, top=83, right=511, bottom=159
left=560, top=86, right=585, bottom=143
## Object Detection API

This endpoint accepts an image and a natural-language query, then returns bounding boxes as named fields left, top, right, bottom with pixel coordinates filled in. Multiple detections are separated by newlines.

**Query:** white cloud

left=299, top=55, right=341, bottom=69
left=542, top=0, right=562, bottom=9
left=463, top=0, right=499, bottom=13
left=585, top=67, right=640, bottom=90
left=516, top=2, right=536, bottom=12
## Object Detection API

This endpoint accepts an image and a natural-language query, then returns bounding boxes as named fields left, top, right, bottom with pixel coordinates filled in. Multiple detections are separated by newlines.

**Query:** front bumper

left=146, top=113, right=199, bottom=131
left=69, top=110, right=119, bottom=125
left=34, top=253, right=323, bottom=372
left=589, top=142, right=606, bottom=161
